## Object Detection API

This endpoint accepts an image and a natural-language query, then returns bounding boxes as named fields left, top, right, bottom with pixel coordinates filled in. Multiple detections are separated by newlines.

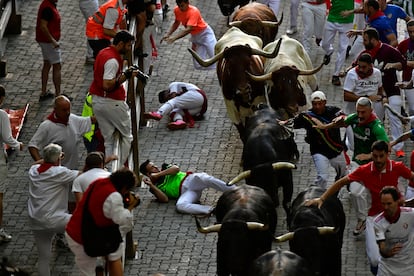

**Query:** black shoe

left=134, top=48, right=148, bottom=58
left=401, top=106, right=408, bottom=117
left=323, top=54, right=332, bottom=65
left=346, top=45, right=352, bottom=59
left=332, top=76, right=341, bottom=86
left=162, top=4, right=169, bottom=21
left=39, top=91, right=55, bottom=102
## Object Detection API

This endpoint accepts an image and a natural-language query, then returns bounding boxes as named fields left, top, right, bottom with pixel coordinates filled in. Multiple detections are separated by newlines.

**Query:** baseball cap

left=310, top=91, right=326, bottom=102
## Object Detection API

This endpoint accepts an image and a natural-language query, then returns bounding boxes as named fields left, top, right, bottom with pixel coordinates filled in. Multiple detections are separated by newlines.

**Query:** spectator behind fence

left=28, top=143, right=80, bottom=276
left=66, top=168, right=140, bottom=276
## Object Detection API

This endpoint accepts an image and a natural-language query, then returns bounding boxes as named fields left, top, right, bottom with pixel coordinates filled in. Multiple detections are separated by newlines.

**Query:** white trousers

left=290, top=0, right=300, bottom=28
left=322, top=21, right=353, bottom=76
left=65, top=232, right=124, bottom=276
left=386, top=95, right=404, bottom=151
left=365, top=216, right=381, bottom=268
left=92, top=96, right=133, bottom=169
left=349, top=161, right=370, bottom=221
left=32, top=218, right=69, bottom=276
left=405, top=88, right=414, bottom=126
left=158, top=90, right=204, bottom=121
left=301, top=2, right=326, bottom=53
left=79, top=0, right=98, bottom=59
left=190, top=26, right=217, bottom=70
left=176, top=173, right=235, bottom=214
left=256, top=0, right=281, bottom=16
left=312, top=153, right=347, bottom=189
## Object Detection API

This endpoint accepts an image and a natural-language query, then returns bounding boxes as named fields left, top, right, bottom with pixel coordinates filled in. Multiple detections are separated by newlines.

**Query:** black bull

left=277, top=186, right=346, bottom=276
left=235, top=107, right=299, bottom=220
left=218, top=0, right=250, bottom=16
left=249, top=249, right=314, bottom=276
left=196, top=185, right=277, bottom=276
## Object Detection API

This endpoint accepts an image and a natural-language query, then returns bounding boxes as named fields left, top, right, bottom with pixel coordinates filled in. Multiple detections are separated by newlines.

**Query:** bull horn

left=274, top=231, right=294, bottom=242
left=251, top=37, right=282, bottom=58
left=227, top=170, right=252, bottom=185
left=195, top=216, right=222, bottom=233
left=188, top=48, right=224, bottom=67
left=298, top=59, right=326, bottom=76
left=247, top=71, right=273, bottom=82
left=271, top=162, right=297, bottom=170
left=247, top=222, right=269, bottom=231
left=317, top=226, right=336, bottom=235
left=228, top=21, right=242, bottom=28
left=261, top=12, right=284, bottom=28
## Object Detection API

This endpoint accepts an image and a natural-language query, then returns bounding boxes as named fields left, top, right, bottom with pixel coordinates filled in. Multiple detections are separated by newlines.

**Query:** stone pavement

left=0, top=0, right=412, bottom=275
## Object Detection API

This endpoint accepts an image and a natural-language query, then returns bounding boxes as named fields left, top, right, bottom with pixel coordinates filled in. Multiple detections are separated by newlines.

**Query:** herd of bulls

left=191, top=2, right=345, bottom=276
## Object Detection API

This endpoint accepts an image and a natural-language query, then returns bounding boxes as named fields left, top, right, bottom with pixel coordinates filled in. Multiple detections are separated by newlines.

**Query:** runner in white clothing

left=343, top=53, right=385, bottom=152
left=374, top=186, right=414, bottom=276
left=72, top=151, right=111, bottom=203
left=144, top=81, right=207, bottom=130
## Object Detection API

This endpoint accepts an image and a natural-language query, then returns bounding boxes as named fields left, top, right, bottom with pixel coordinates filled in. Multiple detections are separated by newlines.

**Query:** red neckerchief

left=358, top=113, right=377, bottom=126
left=356, top=65, right=374, bottom=79
left=47, top=111, right=68, bottom=125
left=364, top=42, right=382, bottom=60
left=384, top=207, right=401, bottom=224
left=37, top=163, right=54, bottom=174
left=368, top=10, right=385, bottom=22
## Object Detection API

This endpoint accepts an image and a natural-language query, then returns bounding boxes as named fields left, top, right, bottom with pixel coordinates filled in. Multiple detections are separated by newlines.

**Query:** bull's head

left=227, top=162, right=296, bottom=186
left=229, top=14, right=283, bottom=45
left=195, top=217, right=269, bottom=233
left=247, top=58, right=326, bottom=118
left=189, top=39, right=282, bottom=129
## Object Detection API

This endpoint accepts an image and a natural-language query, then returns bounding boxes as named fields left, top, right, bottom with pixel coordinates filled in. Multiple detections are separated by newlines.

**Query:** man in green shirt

left=321, top=0, right=354, bottom=86
left=313, top=97, right=389, bottom=235
left=140, top=160, right=235, bottom=214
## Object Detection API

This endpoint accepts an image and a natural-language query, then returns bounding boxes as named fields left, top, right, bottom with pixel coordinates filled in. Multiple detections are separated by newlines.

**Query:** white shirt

left=103, top=191, right=134, bottom=236
left=72, top=168, right=110, bottom=193
left=374, top=207, right=414, bottom=276
left=169, top=82, right=200, bottom=94
left=0, top=109, right=20, bottom=150
left=28, top=165, right=79, bottom=230
left=343, top=68, right=382, bottom=114
left=28, top=114, right=92, bottom=169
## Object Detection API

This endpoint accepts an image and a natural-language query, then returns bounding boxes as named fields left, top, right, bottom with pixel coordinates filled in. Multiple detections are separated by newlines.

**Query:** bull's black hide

left=242, top=106, right=298, bottom=220
left=249, top=250, right=314, bottom=276
left=217, top=0, right=250, bottom=16
left=289, top=186, right=345, bottom=276
left=215, top=185, right=277, bottom=276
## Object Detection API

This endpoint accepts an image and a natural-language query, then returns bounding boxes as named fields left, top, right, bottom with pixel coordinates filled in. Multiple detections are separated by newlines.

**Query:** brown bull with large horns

left=188, top=27, right=281, bottom=140
left=248, top=35, right=329, bottom=120
left=230, top=2, right=283, bottom=46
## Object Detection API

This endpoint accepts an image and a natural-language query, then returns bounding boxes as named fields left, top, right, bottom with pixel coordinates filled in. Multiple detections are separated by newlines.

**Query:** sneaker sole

left=144, top=113, right=162, bottom=121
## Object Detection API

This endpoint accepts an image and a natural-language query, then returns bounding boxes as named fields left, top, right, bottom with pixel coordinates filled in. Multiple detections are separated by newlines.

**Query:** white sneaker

left=0, top=228, right=12, bottom=242
left=286, top=27, right=297, bottom=35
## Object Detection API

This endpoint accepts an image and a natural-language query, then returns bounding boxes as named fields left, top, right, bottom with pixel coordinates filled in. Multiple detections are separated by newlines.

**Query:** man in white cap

left=291, top=91, right=348, bottom=189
